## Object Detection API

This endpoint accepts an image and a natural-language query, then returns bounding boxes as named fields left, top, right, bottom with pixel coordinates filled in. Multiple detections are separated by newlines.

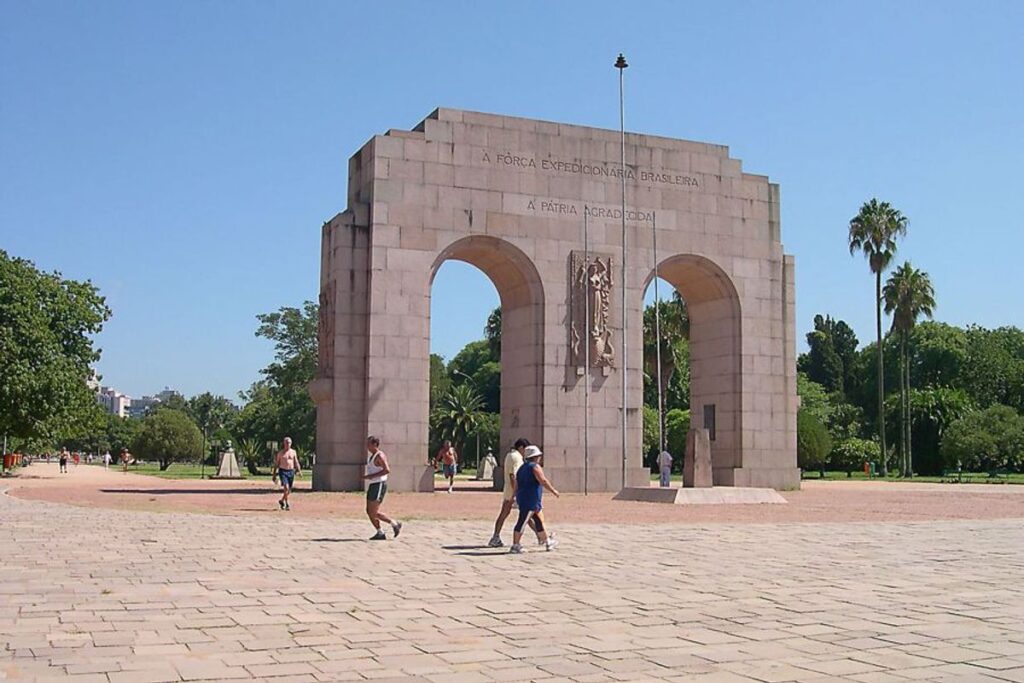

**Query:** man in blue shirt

left=511, top=445, right=560, bottom=554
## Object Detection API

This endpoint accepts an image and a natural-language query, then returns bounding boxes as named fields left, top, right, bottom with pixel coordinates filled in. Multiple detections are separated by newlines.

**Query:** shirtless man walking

left=365, top=436, right=403, bottom=540
left=273, top=437, right=301, bottom=511
left=435, top=440, right=458, bottom=493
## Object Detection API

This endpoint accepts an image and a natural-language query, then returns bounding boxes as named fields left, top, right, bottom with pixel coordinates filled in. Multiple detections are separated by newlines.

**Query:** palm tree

left=883, top=262, right=935, bottom=477
left=848, top=199, right=908, bottom=476
left=431, top=384, right=484, bottom=457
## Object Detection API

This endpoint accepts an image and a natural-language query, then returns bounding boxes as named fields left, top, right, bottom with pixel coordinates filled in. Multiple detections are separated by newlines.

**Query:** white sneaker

left=487, top=536, right=504, bottom=548
left=545, top=538, right=559, bottom=551
left=538, top=531, right=554, bottom=546
left=509, top=544, right=523, bottom=554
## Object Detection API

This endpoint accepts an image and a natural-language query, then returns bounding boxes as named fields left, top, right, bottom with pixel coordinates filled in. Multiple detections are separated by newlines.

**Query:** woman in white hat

left=511, top=445, right=560, bottom=553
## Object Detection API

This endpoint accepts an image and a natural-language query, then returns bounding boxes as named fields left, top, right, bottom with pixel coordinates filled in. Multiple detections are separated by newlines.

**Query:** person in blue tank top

left=511, top=445, right=560, bottom=553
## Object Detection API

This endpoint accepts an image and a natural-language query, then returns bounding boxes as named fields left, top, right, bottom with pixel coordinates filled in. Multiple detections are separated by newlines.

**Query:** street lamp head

left=614, top=53, right=628, bottom=70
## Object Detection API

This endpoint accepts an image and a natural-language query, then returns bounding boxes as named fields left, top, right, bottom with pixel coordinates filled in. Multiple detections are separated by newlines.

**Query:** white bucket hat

left=523, top=445, right=543, bottom=459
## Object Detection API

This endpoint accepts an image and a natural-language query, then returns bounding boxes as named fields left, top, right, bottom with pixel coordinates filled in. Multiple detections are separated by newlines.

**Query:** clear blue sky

left=2, top=2, right=1021, bottom=400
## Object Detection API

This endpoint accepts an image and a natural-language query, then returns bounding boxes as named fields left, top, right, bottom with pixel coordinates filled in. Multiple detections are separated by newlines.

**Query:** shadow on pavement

left=306, top=538, right=365, bottom=543
left=100, top=488, right=275, bottom=495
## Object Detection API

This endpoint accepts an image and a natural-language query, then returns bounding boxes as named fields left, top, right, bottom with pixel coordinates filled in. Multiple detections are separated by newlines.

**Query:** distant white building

left=96, top=387, right=132, bottom=418
left=126, top=387, right=183, bottom=418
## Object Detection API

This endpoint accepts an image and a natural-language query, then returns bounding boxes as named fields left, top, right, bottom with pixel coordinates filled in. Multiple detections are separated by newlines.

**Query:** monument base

left=614, top=486, right=787, bottom=505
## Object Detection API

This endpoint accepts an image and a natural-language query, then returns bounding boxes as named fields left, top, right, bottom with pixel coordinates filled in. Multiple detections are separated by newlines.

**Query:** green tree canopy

left=235, top=301, right=318, bottom=454
left=940, top=404, right=1024, bottom=472
left=0, top=250, right=111, bottom=444
left=132, top=408, right=203, bottom=471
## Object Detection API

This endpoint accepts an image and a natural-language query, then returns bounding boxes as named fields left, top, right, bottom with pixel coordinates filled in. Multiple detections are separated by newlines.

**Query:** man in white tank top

left=364, top=435, right=403, bottom=540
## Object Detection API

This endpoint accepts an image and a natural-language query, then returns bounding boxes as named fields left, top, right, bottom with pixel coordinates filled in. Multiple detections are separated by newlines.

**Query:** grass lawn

left=99, top=462, right=247, bottom=480
left=648, top=470, right=1024, bottom=485
left=804, top=470, right=1024, bottom=484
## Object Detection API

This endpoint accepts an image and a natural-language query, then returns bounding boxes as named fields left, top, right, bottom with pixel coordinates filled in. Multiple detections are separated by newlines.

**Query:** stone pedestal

left=684, top=428, right=713, bottom=488
left=476, top=453, right=496, bottom=481
left=492, top=466, right=505, bottom=491
left=214, top=447, right=242, bottom=479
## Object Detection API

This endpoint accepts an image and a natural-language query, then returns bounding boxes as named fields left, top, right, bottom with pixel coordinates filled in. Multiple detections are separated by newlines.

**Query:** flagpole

left=615, top=53, right=629, bottom=489
left=653, top=211, right=664, bottom=454
left=583, top=208, right=590, bottom=496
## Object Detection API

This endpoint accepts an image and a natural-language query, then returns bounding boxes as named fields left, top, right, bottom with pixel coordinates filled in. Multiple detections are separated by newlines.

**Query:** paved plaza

left=3, top=473, right=1024, bottom=682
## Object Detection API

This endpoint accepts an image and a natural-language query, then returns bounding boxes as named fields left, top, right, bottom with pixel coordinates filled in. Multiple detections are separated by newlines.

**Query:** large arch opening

left=428, top=236, right=545, bottom=484
left=642, top=254, right=743, bottom=482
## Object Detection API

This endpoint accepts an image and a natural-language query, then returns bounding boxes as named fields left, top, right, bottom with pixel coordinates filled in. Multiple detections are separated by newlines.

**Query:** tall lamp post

left=453, top=370, right=483, bottom=472
left=615, top=52, right=629, bottom=488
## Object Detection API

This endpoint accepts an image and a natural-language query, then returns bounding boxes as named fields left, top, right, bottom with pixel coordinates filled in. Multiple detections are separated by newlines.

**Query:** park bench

left=941, top=469, right=969, bottom=483
left=986, top=469, right=1009, bottom=483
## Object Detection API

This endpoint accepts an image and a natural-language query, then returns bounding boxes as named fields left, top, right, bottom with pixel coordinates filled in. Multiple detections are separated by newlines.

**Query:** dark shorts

left=278, top=469, right=295, bottom=489
left=514, top=506, right=544, bottom=533
left=367, top=481, right=387, bottom=503
left=442, top=463, right=456, bottom=478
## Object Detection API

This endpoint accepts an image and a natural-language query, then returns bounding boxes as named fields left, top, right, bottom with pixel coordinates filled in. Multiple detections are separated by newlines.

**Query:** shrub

left=831, top=437, right=880, bottom=476
left=797, top=409, right=832, bottom=477
left=940, top=404, right=1024, bottom=472
left=665, top=409, right=690, bottom=472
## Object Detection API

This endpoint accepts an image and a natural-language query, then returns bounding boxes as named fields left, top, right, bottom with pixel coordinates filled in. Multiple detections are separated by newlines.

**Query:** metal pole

left=653, top=211, right=664, bottom=454
left=583, top=207, right=590, bottom=496
left=615, top=53, right=629, bottom=489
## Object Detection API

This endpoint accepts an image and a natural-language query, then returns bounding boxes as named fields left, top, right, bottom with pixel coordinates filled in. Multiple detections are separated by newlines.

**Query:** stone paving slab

left=1, top=490, right=1023, bottom=682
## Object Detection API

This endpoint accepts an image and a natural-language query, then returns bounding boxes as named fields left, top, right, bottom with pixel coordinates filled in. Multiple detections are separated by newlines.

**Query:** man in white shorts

left=487, top=438, right=541, bottom=548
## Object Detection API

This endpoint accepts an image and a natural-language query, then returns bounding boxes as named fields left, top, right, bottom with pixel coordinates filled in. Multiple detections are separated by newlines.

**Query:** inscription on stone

left=484, top=150, right=699, bottom=188
left=526, top=199, right=654, bottom=223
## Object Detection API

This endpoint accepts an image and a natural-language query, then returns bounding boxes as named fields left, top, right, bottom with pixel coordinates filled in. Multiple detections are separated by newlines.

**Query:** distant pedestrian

left=103, top=451, right=111, bottom=469
left=58, top=448, right=69, bottom=473
left=435, top=440, right=458, bottom=493
left=658, top=449, right=673, bottom=487
left=72, top=452, right=80, bottom=467
left=273, top=437, right=300, bottom=511
left=488, top=438, right=539, bottom=548
left=120, top=448, right=130, bottom=472
left=365, top=436, right=402, bottom=541
left=511, top=446, right=560, bottom=554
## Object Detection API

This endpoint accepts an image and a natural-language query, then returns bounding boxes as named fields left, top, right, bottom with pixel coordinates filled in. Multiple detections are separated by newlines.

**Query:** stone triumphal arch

left=310, top=108, right=799, bottom=492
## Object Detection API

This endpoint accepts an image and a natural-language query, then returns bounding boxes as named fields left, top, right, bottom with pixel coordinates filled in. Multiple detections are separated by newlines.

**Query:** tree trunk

left=905, top=337, right=913, bottom=477
left=900, top=334, right=908, bottom=477
left=876, top=272, right=887, bottom=476
left=160, top=458, right=170, bottom=471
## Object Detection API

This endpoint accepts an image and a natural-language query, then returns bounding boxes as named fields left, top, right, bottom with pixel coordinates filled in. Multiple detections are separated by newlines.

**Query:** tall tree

left=848, top=199, right=908, bottom=475
left=235, top=302, right=318, bottom=453
left=0, top=250, right=111, bottom=445
left=642, top=293, right=689, bottom=450
left=799, top=314, right=860, bottom=396
left=884, top=262, right=936, bottom=476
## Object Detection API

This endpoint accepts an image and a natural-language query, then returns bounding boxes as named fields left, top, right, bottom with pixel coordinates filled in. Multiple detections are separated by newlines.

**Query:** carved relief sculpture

left=569, top=251, right=615, bottom=369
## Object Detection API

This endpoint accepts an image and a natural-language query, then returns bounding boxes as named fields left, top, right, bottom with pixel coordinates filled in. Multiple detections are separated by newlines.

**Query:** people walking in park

left=365, top=436, right=402, bottom=540
left=658, top=449, right=673, bottom=487
left=435, top=440, right=459, bottom=493
left=103, top=450, right=111, bottom=469
left=58, top=447, right=69, bottom=473
left=273, top=437, right=300, bottom=511
left=488, top=437, right=536, bottom=548
left=511, top=445, right=560, bottom=554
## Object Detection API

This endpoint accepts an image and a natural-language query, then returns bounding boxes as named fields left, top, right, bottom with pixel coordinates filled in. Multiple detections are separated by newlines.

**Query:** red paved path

left=7, top=463, right=1024, bottom=524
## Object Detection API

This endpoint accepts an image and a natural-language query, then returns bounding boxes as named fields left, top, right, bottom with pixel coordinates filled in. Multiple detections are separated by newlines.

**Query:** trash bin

left=2, top=454, right=12, bottom=471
